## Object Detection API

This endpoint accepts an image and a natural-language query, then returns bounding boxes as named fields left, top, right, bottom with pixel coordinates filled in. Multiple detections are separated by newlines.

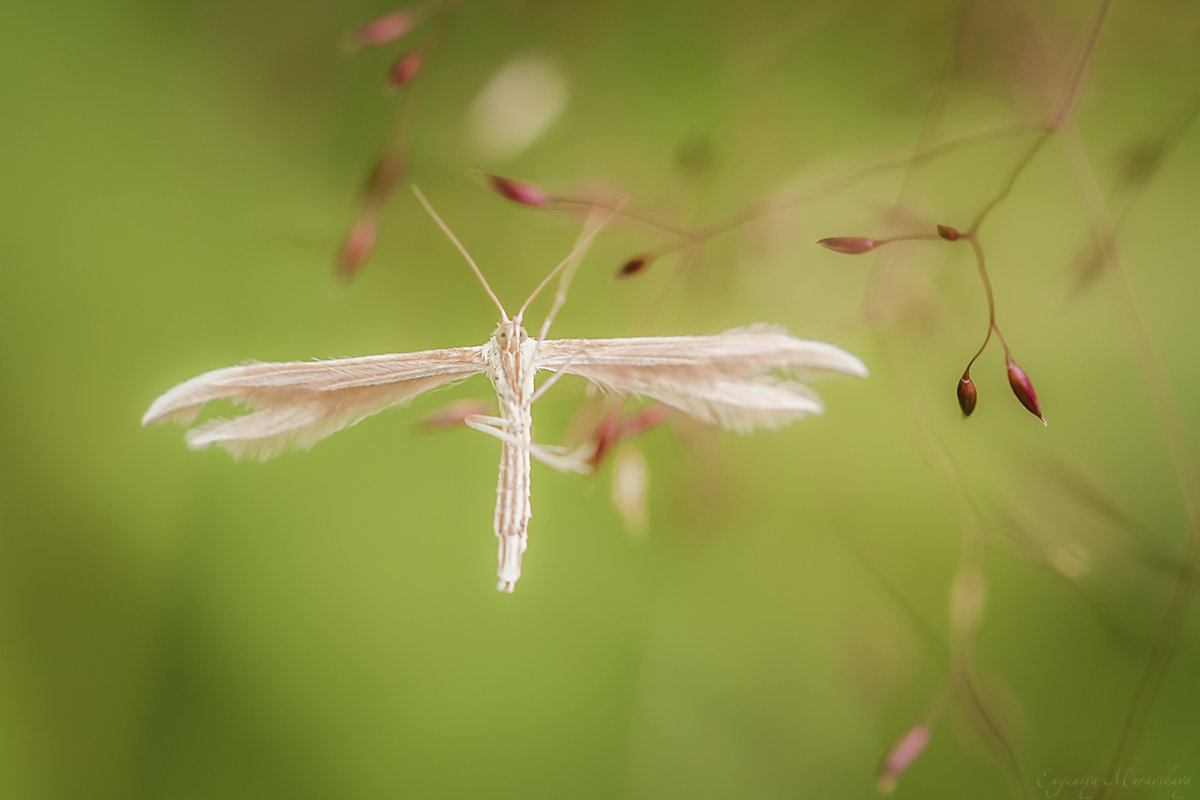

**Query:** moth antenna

left=520, top=201, right=624, bottom=339
left=412, top=185, right=509, bottom=321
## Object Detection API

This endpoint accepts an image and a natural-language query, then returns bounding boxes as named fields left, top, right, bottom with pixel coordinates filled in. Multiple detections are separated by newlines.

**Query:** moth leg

left=462, top=414, right=509, bottom=430
left=530, top=353, right=586, bottom=405
left=464, top=415, right=592, bottom=474
left=463, top=414, right=511, bottom=440
left=528, top=442, right=592, bottom=474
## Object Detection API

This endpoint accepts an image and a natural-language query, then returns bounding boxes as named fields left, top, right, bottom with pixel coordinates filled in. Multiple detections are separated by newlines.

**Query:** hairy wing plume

left=143, top=347, right=486, bottom=459
left=535, top=326, right=867, bottom=432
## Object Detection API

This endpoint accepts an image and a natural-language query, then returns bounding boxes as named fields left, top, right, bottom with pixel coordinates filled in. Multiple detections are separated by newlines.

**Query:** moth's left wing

left=143, top=347, right=486, bottom=459
left=535, top=326, right=866, bottom=432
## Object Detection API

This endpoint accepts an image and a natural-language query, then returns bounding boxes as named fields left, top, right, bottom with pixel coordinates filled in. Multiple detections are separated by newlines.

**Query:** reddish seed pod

left=486, top=174, right=550, bottom=207
left=1006, top=356, right=1046, bottom=425
left=337, top=216, right=378, bottom=278
left=588, top=416, right=620, bottom=468
left=587, top=405, right=670, bottom=467
left=616, top=255, right=652, bottom=278
left=877, top=723, right=931, bottom=794
left=936, top=224, right=961, bottom=241
left=415, top=399, right=491, bottom=431
left=956, top=372, right=978, bottom=417
left=388, top=50, right=424, bottom=88
left=816, top=236, right=877, bottom=255
left=352, top=10, right=417, bottom=49
left=619, top=405, right=671, bottom=438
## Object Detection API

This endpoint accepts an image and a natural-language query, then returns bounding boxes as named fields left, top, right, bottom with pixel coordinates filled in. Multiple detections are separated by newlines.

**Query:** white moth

left=143, top=189, right=868, bottom=592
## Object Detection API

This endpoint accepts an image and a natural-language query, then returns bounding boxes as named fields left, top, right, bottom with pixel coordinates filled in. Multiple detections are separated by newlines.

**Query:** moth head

left=492, top=319, right=529, bottom=353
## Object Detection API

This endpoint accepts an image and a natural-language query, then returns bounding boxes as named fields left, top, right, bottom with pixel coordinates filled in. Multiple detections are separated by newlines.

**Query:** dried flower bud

left=616, top=255, right=652, bottom=278
left=351, top=9, right=417, bottom=49
left=877, top=723, right=931, bottom=794
left=337, top=216, right=378, bottom=278
left=936, top=224, right=961, bottom=241
left=485, top=174, right=550, bottom=207
left=388, top=50, right=424, bottom=88
left=1006, top=356, right=1046, bottom=425
left=816, top=236, right=877, bottom=255
left=956, top=372, right=977, bottom=417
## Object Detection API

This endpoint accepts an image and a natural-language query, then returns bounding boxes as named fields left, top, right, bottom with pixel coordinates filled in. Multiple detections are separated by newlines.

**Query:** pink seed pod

left=877, top=722, right=931, bottom=794
left=616, top=255, right=652, bottom=278
left=588, top=415, right=620, bottom=469
left=936, top=224, right=961, bottom=241
left=486, top=174, right=551, bottom=207
left=388, top=50, right=424, bottom=88
left=816, top=236, right=877, bottom=255
left=620, top=405, right=671, bottom=438
left=415, top=399, right=491, bottom=431
left=588, top=405, right=670, bottom=467
left=337, top=216, right=378, bottom=278
left=956, top=371, right=978, bottom=417
left=1006, top=356, right=1046, bottom=425
left=351, top=9, right=418, bottom=49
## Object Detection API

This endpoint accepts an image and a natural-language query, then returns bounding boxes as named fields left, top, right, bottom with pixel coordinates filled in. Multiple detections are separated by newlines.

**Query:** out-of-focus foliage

left=1, top=1, right=1198, bottom=798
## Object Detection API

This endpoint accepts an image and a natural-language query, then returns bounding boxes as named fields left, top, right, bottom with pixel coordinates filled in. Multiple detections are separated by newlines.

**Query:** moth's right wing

left=143, top=347, right=486, bottom=459
left=535, top=326, right=867, bottom=432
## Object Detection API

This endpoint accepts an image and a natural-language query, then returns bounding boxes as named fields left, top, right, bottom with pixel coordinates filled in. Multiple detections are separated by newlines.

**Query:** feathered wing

left=535, top=326, right=867, bottom=432
left=143, top=347, right=486, bottom=459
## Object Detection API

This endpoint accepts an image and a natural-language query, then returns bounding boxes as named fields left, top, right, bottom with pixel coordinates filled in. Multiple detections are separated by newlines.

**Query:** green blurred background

left=2, top=1, right=1198, bottom=798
